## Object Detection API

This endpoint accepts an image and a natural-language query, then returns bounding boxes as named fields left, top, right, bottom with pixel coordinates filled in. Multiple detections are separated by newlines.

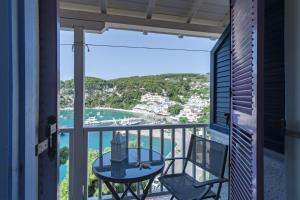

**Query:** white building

left=177, top=95, right=209, bottom=122
left=134, top=93, right=176, bottom=115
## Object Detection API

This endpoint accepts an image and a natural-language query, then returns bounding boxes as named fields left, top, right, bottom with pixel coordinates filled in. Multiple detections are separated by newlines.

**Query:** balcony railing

left=59, top=123, right=209, bottom=200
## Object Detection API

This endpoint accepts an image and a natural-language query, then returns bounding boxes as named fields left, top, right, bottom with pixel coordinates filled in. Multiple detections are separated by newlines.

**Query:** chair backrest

left=185, top=134, right=228, bottom=178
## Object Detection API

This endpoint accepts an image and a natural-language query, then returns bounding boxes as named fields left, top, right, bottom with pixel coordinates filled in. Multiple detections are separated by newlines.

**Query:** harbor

left=85, top=116, right=144, bottom=126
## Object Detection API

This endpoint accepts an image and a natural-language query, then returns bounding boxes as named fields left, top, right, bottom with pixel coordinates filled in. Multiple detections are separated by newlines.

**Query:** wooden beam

left=99, top=0, right=107, bottom=14
left=146, top=0, right=156, bottom=19
left=60, top=9, right=223, bottom=37
left=60, top=17, right=106, bottom=33
left=186, top=0, right=205, bottom=23
left=60, top=2, right=223, bottom=27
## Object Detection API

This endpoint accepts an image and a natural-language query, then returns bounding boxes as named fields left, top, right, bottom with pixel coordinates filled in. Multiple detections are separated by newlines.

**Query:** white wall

left=285, top=0, right=300, bottom=199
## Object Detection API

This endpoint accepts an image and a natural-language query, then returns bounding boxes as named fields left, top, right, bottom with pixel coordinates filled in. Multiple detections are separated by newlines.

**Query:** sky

left=60, top=29, right=217, bottom=80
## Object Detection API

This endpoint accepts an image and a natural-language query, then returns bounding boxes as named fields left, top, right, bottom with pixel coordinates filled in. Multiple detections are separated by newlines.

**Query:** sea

left=59, top=108, right=172, bottom=182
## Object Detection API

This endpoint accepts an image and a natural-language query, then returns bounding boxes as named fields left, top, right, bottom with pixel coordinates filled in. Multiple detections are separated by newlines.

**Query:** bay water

left=59, top=108, right=172, bottom=182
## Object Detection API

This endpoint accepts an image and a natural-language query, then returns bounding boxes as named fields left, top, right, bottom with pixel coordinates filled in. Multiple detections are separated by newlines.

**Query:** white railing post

left=72, top=26, right=88, bottom=200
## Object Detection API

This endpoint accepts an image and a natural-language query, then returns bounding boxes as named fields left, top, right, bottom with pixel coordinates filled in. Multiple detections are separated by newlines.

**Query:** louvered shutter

left=210, top=26, right=231, bottom=134
left=230, top=0, right=264, bottom=199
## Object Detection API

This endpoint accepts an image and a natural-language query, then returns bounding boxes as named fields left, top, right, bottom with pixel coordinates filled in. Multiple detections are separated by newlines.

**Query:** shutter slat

left=231, top=122, right=254, bottom=199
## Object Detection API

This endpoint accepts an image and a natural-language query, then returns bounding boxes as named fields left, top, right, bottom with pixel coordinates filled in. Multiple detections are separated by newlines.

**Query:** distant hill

left=60, top=73, right=210, bottom=109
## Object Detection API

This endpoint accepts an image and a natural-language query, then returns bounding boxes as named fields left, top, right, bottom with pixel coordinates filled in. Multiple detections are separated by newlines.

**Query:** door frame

left=38, top=0, right=60, bottom=199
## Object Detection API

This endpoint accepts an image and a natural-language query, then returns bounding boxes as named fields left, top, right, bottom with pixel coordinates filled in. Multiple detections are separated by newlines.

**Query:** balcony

left=1, top=0, right=296, bottom=199
left=59, top=123, right=230, bottom=200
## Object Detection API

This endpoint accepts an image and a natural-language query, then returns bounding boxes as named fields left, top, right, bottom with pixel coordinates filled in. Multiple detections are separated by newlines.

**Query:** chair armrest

left=163, top=157, right=187, bottom=175
left=193, top=178, right=228, bottom=188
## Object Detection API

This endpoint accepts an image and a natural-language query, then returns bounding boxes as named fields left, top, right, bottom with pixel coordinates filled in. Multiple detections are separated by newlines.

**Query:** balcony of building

left=2, top=0, right=298, bottom=200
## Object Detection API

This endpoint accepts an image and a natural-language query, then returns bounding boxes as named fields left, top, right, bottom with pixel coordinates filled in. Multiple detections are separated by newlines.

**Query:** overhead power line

left=60, top=43, right=211, bottom=52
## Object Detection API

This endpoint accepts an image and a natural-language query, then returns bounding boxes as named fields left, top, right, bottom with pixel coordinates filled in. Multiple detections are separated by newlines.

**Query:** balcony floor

left=146, top=195, right=171, bottom=200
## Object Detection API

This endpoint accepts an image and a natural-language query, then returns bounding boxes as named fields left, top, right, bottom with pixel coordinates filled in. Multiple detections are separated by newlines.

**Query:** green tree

left=168, top=104, right=182, bottom=116
left=179, top=117, right=188, bottom=123
left=197, top=106, right=210, bottom=123
left=88, top=150, right=100, bottom=197
left=59, top=161, right=69, bottom=200
left=60, top=147, right=69, bottom=165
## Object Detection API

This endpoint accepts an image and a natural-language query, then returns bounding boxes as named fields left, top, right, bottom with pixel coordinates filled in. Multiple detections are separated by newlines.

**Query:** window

left=210, top=27, right=231, bottom=134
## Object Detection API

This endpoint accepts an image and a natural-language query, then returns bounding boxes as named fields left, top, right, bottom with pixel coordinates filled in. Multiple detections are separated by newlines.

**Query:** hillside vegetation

left=60, top=73, right=210, bottom=110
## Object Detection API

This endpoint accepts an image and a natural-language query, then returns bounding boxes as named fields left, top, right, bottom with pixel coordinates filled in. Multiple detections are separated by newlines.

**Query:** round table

left=92, top=148, right=165, bottom=200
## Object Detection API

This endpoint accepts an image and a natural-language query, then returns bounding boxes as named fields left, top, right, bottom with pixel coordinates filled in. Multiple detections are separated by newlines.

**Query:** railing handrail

left=59, top=127, right=74, bottom=132
left=59, top=123, right=208, bottom=133
left=59, top=122, right=209, bottom=199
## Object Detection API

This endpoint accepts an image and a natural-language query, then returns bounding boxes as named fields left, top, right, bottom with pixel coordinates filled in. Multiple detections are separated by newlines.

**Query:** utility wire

left=60, top=43, right=211, bottom=52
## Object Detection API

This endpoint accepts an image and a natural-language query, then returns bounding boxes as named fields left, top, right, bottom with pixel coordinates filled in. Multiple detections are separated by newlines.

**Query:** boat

left=85, top=116, right=99, bottom=125
left=120, top=117, right=142, bottom=126
left=117, top=130, right=126, bottom=135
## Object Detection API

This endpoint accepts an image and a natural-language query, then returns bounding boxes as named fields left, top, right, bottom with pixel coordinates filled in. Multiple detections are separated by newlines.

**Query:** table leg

left=141, top=178, right=155, bottom=200
left=125, top=184, right=141, bottom=200
left=120, top=183, right=132, bottom=199
left=103, top=181, right=121, bottom=200
left=103, top=177, right=156, bottom=200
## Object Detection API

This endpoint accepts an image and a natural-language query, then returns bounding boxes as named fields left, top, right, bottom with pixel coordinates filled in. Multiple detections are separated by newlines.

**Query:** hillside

left=60, top=73, right=210, bottom=110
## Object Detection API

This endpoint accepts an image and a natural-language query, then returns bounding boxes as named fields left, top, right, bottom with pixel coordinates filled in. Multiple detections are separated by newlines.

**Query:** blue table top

left=92, top=148, right=165, bottom=183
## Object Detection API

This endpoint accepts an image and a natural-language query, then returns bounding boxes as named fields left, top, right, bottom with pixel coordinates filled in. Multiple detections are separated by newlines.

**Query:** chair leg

left=170, top=195, right=175, bottom=200
left=215, top=183, right=223, bottom=200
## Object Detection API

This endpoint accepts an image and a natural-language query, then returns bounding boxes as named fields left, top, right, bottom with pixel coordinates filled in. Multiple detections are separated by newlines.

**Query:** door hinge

left=82, top=185, right=85, bottom=200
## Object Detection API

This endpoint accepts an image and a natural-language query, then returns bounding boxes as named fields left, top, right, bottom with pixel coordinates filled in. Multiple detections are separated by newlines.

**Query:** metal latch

left=49, top=123, right=57, bottom=149
left=35, top=122, right=57, bottom=156
left=35, top=139, right=48, bottom=156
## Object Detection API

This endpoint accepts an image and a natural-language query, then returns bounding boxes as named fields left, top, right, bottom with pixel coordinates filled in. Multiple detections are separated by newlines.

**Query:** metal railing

left=59, top=123, right=209, bottom=200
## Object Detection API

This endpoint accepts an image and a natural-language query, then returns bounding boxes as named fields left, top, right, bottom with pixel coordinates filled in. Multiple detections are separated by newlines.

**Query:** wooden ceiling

left=60, top=0, right=229, bottom=38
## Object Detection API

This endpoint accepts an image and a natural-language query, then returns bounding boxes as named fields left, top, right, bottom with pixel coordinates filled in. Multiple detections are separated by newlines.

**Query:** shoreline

left=60, top=106, right=170, bottom=122
left=59, top=107, right=184, bottom=140
left=60, top=106, right=150, bottom=115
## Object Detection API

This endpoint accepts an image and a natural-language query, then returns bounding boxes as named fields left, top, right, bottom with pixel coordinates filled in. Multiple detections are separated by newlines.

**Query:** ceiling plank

left=60, top=2, right=224, bottom=27
left=221, top=10, right=230, bottom=26
left=60, top=9, right=223, bottom=38
left=99, top=0, right=107, bottom=14
left=146, top=0, right=157, bottom=19
left=186, top=0, right=205, bottom=23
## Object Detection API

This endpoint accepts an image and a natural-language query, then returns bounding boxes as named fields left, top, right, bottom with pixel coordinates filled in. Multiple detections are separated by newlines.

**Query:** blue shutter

left=210, top=26, right=231, bottom=134
left=230, top=0, right=265, bottom=199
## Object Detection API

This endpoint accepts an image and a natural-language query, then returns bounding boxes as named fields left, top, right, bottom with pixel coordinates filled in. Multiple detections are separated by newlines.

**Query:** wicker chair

left=159, top=134, right=228, bottom=200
